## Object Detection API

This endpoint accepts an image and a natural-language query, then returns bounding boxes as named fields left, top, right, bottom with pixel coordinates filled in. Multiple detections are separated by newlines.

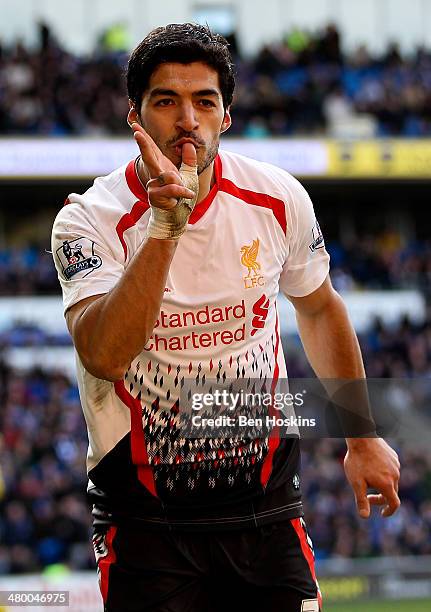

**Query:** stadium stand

left=1, top=23, right=431, bottom=137
left=0, top=363, right=93, bottom=574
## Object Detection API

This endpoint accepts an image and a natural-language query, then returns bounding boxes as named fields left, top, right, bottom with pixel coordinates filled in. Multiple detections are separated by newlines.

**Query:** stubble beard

left=195, top=136, right=219, bottom=175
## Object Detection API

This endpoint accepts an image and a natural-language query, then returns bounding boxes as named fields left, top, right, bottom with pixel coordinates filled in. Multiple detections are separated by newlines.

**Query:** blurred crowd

left=328, top=232, right=431, bottom=293
left=0, top=244, right=58, bottom=296
left=234, top=26, right=431, bottom=137
left=2, top=23, right=431, bottom=136
left=1, top=310, right=431, bottom=573
left=0, top=363, right=93, bottom=573
left=1, top=232, right=430, bottom=296
left=301, top=439, right=431, bottom=560
left=0, top=24, right=126, bottom=136
left=284, top=306, right=431, bottom=379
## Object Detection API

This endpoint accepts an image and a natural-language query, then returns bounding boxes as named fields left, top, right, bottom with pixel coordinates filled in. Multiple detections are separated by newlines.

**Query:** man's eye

left=156, top=99, right=173, bottom=106
left=199, top=99, right=216, bottom=107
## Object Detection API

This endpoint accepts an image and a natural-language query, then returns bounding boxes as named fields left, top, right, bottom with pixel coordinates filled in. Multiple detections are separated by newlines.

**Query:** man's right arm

left=63, top=126, right=198, bottom=382
left=66, top=237, right=178, bottom=382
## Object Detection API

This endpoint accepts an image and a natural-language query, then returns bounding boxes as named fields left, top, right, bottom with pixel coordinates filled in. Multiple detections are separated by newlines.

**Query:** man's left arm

left=288, top=275, right=401, bottom=518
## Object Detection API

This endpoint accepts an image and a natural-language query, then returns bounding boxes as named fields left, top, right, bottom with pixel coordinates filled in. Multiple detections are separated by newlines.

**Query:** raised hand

left=131, top=122, right=199, bottom=239
left=131, top=122, right=197, bottom=211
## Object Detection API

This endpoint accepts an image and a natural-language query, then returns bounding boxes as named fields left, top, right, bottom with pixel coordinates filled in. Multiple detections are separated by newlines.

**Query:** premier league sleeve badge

left=56, top=237, right=102, bottom=280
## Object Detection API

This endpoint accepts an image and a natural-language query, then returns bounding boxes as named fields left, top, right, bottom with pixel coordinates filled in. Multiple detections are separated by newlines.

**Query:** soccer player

left=51, top=23, right=400, bottom=612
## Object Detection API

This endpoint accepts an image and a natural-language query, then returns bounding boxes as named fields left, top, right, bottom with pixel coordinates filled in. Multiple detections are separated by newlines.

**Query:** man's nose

left=176, top=102, right=199, bottom=132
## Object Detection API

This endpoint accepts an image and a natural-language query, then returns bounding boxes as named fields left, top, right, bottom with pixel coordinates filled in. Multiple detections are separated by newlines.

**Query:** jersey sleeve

left=51, top=199, right=125, bottom=313
left=279, top=180, right=330, bottom=298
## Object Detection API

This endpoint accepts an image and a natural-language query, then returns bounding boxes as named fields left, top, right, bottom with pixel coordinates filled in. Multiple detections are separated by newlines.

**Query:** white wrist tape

left=147, top=163, right=199, bottom=240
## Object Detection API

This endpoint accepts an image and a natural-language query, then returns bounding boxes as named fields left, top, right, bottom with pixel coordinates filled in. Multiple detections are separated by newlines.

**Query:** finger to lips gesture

left=131, top=122, right=196, bottom=210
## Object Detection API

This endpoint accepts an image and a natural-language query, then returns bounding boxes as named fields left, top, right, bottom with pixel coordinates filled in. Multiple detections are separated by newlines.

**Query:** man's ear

left=220, top=108, right=232, bottom=134
left=127, top=101, right=141, bottom=127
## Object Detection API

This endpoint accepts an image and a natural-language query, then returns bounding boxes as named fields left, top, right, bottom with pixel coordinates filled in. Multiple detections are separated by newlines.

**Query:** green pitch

left=329, top=599, right=431, bottom=611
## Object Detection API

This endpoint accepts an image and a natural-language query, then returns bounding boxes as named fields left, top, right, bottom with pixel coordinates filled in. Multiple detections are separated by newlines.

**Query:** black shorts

left=92, top=517, right=322, bottom=612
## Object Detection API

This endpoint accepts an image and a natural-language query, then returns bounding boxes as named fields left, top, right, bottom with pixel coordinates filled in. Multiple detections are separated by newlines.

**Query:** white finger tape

left=301, top=599, right=319, bottom=611
left=146, top=162, right=199, bottom=240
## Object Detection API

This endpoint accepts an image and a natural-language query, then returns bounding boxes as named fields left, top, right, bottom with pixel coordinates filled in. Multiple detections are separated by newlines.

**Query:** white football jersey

left=52, top=150, right=329, bottom=529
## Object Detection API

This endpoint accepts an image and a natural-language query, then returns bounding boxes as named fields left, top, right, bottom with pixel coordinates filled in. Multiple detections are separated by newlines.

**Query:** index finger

left=131, top=123, right=164, bottom=178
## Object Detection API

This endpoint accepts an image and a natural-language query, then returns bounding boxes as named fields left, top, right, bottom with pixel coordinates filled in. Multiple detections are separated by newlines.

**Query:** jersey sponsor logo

left=309, top=222, right=324, bottom=252
left=56, top=237, right=102, bottom=280
left=154, top=302, right=246, bottom=329
left=293, top=473, right=300, bottom=490
left=241, top=238, right=265, bottom=289
left=301, top=599, right=319, bottom=611
left=250, top=293, right=270, bottom=336
left=144, top=301, right=247, bottom=351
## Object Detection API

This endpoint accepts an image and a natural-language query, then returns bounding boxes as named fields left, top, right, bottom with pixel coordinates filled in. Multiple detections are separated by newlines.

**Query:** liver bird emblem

left=241, top=238, right=261, bottom=277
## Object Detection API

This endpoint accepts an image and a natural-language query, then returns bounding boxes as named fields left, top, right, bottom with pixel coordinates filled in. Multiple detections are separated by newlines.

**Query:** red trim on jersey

left=260, top=308, right=281, bottom=488
left=219, top=176, right=287, bottom=234
left=114, top=381, right=158, bottom=497
left=99, top=525, right=117, bottom=604
left=116, top=199, right=150, bottom=260
left=126, top=158, right=147, bottom=201
left=291, top=518, right=322, bottom=609
left=189, top=154, right=221, bottom=224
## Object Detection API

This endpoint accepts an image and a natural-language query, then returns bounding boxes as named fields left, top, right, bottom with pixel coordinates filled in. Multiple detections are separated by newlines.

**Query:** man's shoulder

left=53, top=161, right=139, bottom=228
left=218, top=149, right=304, bottom=201
left=68, top=162, right=135, bottom=210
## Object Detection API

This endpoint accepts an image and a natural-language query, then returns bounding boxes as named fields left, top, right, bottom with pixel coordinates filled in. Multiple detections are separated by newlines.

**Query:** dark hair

left=127, top=23, right=235, bottom=111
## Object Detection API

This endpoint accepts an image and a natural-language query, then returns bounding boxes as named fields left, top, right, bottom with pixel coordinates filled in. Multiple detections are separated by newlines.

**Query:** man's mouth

left=172, top=138, right=200, bottom=155
left=174, top=137, right=201, bottom=148
left=170, top=136, right=204, bottom=155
